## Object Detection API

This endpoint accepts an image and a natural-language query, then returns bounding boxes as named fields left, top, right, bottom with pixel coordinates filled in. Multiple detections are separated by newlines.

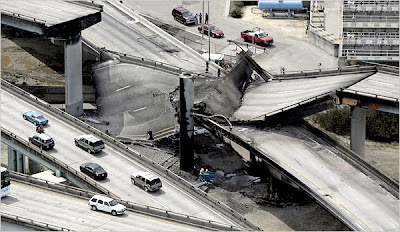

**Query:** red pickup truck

left=241, top=30, right=274, bottom=46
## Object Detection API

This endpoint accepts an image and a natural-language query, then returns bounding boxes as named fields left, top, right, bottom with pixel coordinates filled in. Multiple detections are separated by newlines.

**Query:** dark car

left=172, top=7, right=195, bottom=25
left=198, top=24, right=224, bottom=38
left=29, top=134, right=54, bottom=150
left=23, top=111, right=48, bottom=126
left=80, top=163, right=107, bottom=180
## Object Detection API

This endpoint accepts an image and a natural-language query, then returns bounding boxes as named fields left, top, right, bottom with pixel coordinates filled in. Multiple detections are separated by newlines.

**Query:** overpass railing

left=273, top=65, right=376, bottom=78
left=1, top=212, right=71, bottom=231
left=9, top=171, right=246, bottom=231
left=1, top=9, right=47, bottom=23
left=1, top=80, right=260, bottom=230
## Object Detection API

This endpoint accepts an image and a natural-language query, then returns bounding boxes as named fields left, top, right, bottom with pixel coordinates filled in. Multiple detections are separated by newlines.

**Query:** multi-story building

left=310, top=0, right=399, bottom=65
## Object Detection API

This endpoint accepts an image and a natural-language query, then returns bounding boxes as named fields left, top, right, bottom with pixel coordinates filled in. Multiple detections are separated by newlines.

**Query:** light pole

left=208, top=0, right=211, bottom=62
left=201, top=1, right=204, bottom=52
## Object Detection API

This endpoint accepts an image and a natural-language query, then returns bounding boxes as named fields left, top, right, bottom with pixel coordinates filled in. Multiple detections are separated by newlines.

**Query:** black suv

left=29, top=134, right=55, bottom=150
left=172, top=7, right=195, bottom=25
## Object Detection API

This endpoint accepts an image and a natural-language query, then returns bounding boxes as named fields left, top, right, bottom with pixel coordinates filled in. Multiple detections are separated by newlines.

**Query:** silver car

left=74, top=134, right=104, bottom=154
left=131, top=172, right=162, bottom=192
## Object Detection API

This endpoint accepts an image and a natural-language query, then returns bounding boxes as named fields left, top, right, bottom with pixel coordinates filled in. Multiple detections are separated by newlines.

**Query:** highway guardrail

left=274, top=65, right=377, bottom=79
left=1, top=212, right=71, bottom=231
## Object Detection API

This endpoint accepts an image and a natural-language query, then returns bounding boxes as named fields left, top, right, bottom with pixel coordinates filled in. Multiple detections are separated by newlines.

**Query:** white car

left=88, top=195, right=126, bottom=216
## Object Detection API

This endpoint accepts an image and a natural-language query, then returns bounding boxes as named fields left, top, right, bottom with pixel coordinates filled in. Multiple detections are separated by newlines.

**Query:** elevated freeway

left=0, top=82, right=258, bottom=230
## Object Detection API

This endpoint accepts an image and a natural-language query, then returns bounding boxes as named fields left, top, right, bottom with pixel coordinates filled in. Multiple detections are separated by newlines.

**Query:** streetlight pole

left=208, top=0, right=210, bottom=62
left=201, top=1, right=204, bottom=51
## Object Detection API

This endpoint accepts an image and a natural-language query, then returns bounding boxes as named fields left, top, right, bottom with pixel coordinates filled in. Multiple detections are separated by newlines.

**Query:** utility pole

left=201, top=0, right=204, bottom=51
left=208, top=0, right=211, bottom=62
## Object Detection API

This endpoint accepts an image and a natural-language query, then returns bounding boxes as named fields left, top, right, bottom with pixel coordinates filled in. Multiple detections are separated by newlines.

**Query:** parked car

left=23, top=111, right=48, bottom=126
left=80, top=163, right=107, bottom=180
left=131, top=171, right=162, bottom=192
left=172, top=7, right=195, bottom=25
left=29, top=134, right=54, bottom=150
left=241, top=30, right=274, bottom=46
left=198, top=24, right=224, bottom=38
left=88, top=195, right=126, bottom=216
left=74, top=134, right=105, bottom=154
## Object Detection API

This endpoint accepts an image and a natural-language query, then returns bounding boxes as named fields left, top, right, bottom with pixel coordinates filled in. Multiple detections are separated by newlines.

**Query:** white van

left=88, top=195, right=126, bottom=216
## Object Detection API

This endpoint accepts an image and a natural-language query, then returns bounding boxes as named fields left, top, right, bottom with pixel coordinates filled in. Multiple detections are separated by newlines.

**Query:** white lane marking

left=277, top=89, right=303, bottom=94
left=278, top=101, right=300, bottom=106
left=104, top=169, right=113, bottom=176
left=391, top=219, right=399, bottom=226
left=150, top=198, right=168, bottom=209
left=116, top=85, right=131, bottom=92
left=98, top=24, right=108, bottom=31
left=342, top=182, right=355, bottom=192
left=38, top=13, right=59, bottom=20
left=132, top=107, right=146, bottom=113
left=367, top=79, right=393, bottom=86
left=365, top=88, right=392, bottom=95
left=41, top=5, right=62, bottom=12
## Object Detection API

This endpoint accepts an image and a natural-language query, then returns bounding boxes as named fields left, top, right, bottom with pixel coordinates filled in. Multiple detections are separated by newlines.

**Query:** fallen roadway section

left=196, top=117, right=399, bottom=231
left=3, top=172, right=243, bottom=231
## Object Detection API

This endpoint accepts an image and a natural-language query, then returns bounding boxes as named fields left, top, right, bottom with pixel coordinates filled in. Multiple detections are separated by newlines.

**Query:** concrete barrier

left=2, top=212, right=72, bottom=231
left=1, top=80, right=260, bottom=230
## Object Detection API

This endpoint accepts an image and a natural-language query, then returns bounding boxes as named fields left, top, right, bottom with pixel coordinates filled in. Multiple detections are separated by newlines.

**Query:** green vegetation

left=231, top=6, right=243, bottom=18
left=313, top=106, right=399, bottom=142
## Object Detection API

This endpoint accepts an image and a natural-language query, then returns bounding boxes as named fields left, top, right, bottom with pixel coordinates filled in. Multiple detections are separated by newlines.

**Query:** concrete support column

left=16, top=151, right=25, bottom=173
left=350, top=106, right=366, bottom=158
left=179, top=73, right=194, bottom=171
left=64, top=33, right=83, bottom=116
left=28, top=159, right=41, bottom=174
left=55, top=169, right=62, bottom=178
left=8, top=147, right=17, bottom=171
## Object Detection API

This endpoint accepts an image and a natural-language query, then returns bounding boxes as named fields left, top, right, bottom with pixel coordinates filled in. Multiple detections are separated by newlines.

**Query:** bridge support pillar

left=55, top=169, right=62, bottom=178
left=179, top=73, right=194, bottom=171
left=8, top=147, right=26, bottom=173
left=16, top=151, right=25, bottom=174
left=64, top=33, right=83, bottom=116
left=8, top=146, right=17, bottom=172
left=350, top=106, right=366, bottom=158
left=28, top=159, right=42, bottom=174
